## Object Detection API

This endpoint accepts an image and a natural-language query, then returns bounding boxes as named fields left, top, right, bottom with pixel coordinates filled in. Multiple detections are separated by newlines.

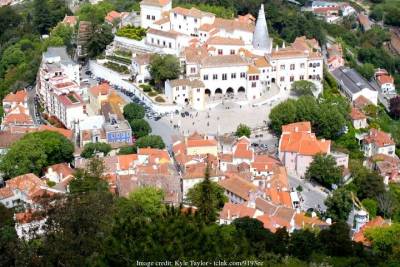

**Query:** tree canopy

left=69, top=157, right=109, bottom=194
left=305, top=154, right=342, bottom=188
left=235, top=123, right=251, bottom=138
left=325, top=188, right=353, bottom=222
left=129, top=118, right=151, bottom=138
left=0, top=131, right=74, bottom=179
left=148, top=54, right=180, bottom=89
left=80, top=142, right=112, bottom=158
left=135, top=135, right=165, bottom=149
left=291, top=80, right=317, bottom=97
left=123, top=102, right=145, bottom=121
left=186, top=175, right=227, bottom=211
left=269, top=96, right=348, bottom=139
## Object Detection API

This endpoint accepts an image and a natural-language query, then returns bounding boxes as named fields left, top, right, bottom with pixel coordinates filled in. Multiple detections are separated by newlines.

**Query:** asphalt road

left=288, top=174, right=328, bottom=212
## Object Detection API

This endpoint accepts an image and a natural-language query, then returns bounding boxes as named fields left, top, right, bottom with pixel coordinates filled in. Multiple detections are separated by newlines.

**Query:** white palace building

left=136, top=0, right=323, bottom=110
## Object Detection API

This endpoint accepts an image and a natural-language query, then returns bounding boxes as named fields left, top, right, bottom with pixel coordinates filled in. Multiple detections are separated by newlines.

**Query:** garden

left=116, top=26, right=147, bottom=41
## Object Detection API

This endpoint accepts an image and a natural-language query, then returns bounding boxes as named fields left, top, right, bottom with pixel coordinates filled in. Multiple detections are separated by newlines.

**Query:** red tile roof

left=353, top=216, right=389, bottom=246
left=218, top=174, right=257, bottom=200
left=350, top=108, right=367, bottom=120
left=6, top=173, right=46, bottom=199
left=219, top=202, right=257, bottom=220
left=377, top=74, right=394, bottom=85
left=280, top=131, right=330, bottom=156
left=364, top=128, right=395, bottom=147
left=47, top=163, right=74, bottom=178
left=3, top=89, right=27, bottom=103
left=62, top=16, right=77, bottom=26
left=187, top=139, right=217, bottom=147
left=89, top=83, right=111, bottom=96
left=281, top=121, right=311, bottom=133
left=105, top=11, right=121, bottom=23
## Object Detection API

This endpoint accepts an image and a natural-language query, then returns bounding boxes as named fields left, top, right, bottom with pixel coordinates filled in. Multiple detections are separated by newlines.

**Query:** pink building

left=278, top=122, right=331, bottom=177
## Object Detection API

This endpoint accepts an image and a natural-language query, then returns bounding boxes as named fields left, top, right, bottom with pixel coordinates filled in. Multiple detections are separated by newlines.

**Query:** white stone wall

left=199, top=65, right=249, bottom=95
left=140, top=3, right=171, bottom=29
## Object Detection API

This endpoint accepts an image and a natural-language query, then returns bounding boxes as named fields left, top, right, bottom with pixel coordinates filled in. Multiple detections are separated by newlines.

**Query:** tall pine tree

left=197, top=165, right=217, bottom=224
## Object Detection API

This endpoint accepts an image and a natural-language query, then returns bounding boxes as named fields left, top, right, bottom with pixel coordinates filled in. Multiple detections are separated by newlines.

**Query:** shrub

left=116, top=26, right=147, bottom=40
left=155, top=96, right=165, bottom=103
left=148, top=91, right=157, bottom=97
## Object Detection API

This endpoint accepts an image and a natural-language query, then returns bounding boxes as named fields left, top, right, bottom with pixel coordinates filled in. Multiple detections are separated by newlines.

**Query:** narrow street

left=288, top=174, right=328, bottom=212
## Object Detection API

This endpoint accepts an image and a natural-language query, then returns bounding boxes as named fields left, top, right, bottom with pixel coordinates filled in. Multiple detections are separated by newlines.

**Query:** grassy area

left=116, top=26, right=147, bottom=41
left=106, top=55, right=132, bottom=65
left=114, top=50, right=132, bottom=58
left=104, top=61, right=130, bottom=74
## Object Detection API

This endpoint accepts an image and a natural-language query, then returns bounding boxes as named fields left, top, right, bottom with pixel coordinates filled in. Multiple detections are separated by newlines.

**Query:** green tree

left=351, top=161, right=385, bottom=200
left=196, top=166, right=218, bottom=224
left=130, top=118, right=151, bottom=138
left=118, top=145, right=137, bottom=155
left=69, top=157, right=109, bottom=194
left=127, top=187, right=166, bottom=217
left=87, top=23, right=114, bottom=58
left=325, top=188, right=353, bottom=222
left=365, top=223, right=400, bottom=261
left=0, top=203, right=19, bottom=267
left=33, top=0, right=52, bottom=34
left=233, top=217, right=275, bottom=257
left=123, top=102, right=145, bottom=120
left=39, top=191, right=113, bottom=266
left=291, top=80, right=317, bottom=97
left=289, top=229, right=319, bottom=261
left=135, top=135, right=165, bottom=149
left=357, top=63, right=375, bottom=80
left=0, top=131, right=74, bottom=179
left=268, top=99, right=298, bottom=134
left=362, top=198, right=378, bottom=218
left=80, top=142, right=112, bottom=158
left=186, top=178, right=227, bottom=210
left=305, top=154, right=342, bottom=188
left=389, top=96, right=400, bottom=119
left=148, top=54, right=180, bottom=90
left=235, top=123, right=251, bottom=138
left=318, top=222, right=354, bottom=257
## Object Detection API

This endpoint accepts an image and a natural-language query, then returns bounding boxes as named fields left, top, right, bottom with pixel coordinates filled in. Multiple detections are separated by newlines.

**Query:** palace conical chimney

left=252, top=4, right=272, bottom=53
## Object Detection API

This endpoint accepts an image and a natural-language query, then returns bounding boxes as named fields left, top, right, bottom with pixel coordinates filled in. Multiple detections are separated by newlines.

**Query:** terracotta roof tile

left=218, top=174, right=257, bottom=200
left=282, top=121, right=311, bottom=133
left=89, top=83, right=111, bottom=96
left=350, top=108, right=367, bottom=120
left=364, top=128, right=395, bottom=147
left=353, top=216, right=389, bottom=246
left=3, top=89, right=27, bottom=103
left=219, top=202, right=257, bottom=220
left=207, top=36, right=244, bottom=46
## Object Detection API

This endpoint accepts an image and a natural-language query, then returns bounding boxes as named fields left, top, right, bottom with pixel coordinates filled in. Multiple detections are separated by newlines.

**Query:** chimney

left=282, top=42, right=285, bottom=49
left=275, top=45, right=279, bottom=51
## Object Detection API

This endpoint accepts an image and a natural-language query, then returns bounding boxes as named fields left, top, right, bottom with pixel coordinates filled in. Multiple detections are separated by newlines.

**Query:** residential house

left=0, top=173, right=56, bottom=209
left=366, top=154, right=400, bottom=184
left=375, top=69, right=396, bottom=94
left=132, top=53, right=154, bottom=83
left=2, top=89, right=28, bottom=113
left=332, top=67, right=378, bottom=105
left=350, top=107, right=368, bottom=129
left=278, top=121, right=331, bottom=177
left=353, top=216, right=389, bottom=246
left=363, top=128, right=396, bottom=158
